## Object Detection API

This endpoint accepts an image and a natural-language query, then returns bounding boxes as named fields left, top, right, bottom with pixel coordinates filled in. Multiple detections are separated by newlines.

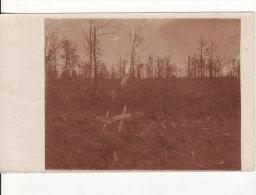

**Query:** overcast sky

left=47, top=18, right=240, bottom=72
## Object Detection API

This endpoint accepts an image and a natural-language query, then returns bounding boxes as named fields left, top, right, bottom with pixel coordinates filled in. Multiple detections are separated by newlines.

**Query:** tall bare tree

left=61, top=39, right=72, bottom=79
left=45, top=21, right=60, bottom=80
left=80, top=19, right=119, bottom=88
left=164, top=57, right=172, bottom=79
left=81, top=20, right=94, bottom=83
left=207, top=39, right=218, bottom=78
left=61, top=39, right=78, bottom=79
left=236, top=58, right=240, bottom=78
left=127, top=23, right=147, bottom=79
left=69, top=47, right=79, bottom=79
left=186, top=56, right=191, bottom=78
left=198, top=36, right=207, bottom=78
left=135, top=56, right=144, bottom=79
left=155, top=57, right=164, bottom=78
left=146, top=55, right=154, bottom=79
left=121, top=58, right=128, bottom=78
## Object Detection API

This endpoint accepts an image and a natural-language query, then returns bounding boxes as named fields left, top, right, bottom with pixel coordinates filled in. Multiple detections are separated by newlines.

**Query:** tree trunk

left=65, top=53, right=68, bottom=79
left=89, top=20, right=93, bottom=85
left=209, top=40, right=213, bottom=78
left=188, top=56, right=191, bottom=78
left=93, top=26, right=98, bottom=89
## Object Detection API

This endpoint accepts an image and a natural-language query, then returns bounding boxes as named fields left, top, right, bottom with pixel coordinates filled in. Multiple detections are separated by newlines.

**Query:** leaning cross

left=112, top=106, right=132, bottom=132
left=103, top=110, right=109, bottom=130
left=96, top=105, right=132, bottom=132
left=96, top=110, right=113, bottom=130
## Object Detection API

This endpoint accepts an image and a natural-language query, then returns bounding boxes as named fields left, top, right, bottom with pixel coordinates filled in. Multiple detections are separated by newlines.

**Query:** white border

left=1, top=0, right=256, bottom=13
left=0, top=13, right=254, bottom=172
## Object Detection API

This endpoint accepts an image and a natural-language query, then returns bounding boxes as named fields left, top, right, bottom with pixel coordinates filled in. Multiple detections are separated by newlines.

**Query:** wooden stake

left=118, top=105, right=127, bottom=132
left=103, top=110, right=109, bottom=130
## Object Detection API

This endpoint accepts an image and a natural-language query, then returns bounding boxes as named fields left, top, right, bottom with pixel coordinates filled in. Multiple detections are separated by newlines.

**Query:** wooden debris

left=140, top=122, right=156, bottom=137
left=113, top=151, right=125, bottom=170
left=183, top=136, right=192, bottom=148
left=46, top=149, right=57, bottom=159
left=165, top=146, right=168, bottom=169
left=59, top=114, right=67, bottom=121
left=171, top=121, right=176, bottom=128
left=158, top=120, right=167, bottom=130
left=103, top=110, right=109, bottom=130
left=114, top=150, right=118, bottom=161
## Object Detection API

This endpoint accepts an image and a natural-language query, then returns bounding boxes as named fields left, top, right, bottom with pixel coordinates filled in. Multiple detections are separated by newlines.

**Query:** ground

left=45, top=78, right=241, bottom=170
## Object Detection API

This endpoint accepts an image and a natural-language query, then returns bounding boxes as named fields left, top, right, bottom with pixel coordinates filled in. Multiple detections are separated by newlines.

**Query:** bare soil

left=45, top=78, right=241, bottom=170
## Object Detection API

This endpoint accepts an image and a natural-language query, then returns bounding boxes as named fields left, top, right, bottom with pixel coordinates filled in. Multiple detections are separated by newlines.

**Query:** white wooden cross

left=96, top=110, right=113, bottom=130
left=96, top=105, right=132, bottom=132
left=112, top=105, right=132, bottom=132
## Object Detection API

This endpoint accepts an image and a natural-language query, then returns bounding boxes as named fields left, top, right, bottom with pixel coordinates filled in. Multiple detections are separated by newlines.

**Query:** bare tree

left=127, top=23, right=147, bottom=79
left=198, top=36, right=207, bottom=78
left=236, top=58, right=240, bottom=78
left=231, top=58, right=237, bottom=77
left=81, top=19, right=119, bottom=89
left=207, top=39, right=218, bottom=78
left=45, top=21, right=60, bottom=80
left=146, top=55, right=154, bottom=79
left=118, top=55, right=122, bottom=79
left=69, top=47, right=79, bottom=79
left=164, top=57, right=172, bottom=79
left=61, top=39, right=72, bottom=79
left=214, top=55, right=223, bottom=77
left=98, top=61, right=109, bottom=79
left=81, top=20, right=94, bottom=84
left=171, top=62, right=177, bottom=78
left=186, top=56, right=191, bottom=78
left=155, top=57, right=164, bottom=78
left=190, top=54, right=199, bottom=78
left=81, top=61, right=92, bottom=78
left=110, top=65, right=117, bottom=79
left=60, top=39, right=79, bottom=79
left=135, top=56, right=144, bottom=79
left=93, top=20, right=119, bottom=88
left=121, top=58, right=128, bottom=78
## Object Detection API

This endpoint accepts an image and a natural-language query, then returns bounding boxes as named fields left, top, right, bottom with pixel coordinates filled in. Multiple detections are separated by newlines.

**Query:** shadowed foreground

left=45, top=78, right=240, bottom=170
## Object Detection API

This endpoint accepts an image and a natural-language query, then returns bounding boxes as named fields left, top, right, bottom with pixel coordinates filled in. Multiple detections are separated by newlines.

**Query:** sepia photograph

left=45, top=18, right=241, bottom=170
left=0, top=0, right=255, bottom=193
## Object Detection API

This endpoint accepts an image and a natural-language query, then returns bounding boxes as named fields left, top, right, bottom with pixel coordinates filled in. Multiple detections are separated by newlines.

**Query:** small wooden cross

left=96, top=105, right=132, bottom=132
left=103, top=110, right=109, bottom=130
left=112, top=105, right=132, bottom=132
left=96, top=110, right=113, bottom=130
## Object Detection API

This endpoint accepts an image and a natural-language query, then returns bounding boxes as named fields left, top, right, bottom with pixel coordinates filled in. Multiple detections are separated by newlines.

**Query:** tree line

left=186, top=36, right=240, bottom=78
left=45, top=20, right=240, bottom=89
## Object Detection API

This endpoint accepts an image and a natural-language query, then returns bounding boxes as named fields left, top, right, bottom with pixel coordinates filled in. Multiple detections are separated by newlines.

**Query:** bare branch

left=96, top=20, right=113, bottom=29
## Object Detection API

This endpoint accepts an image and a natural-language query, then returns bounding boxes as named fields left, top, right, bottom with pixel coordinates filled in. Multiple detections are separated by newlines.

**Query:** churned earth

left=45, top=78, right=241, bottom=170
